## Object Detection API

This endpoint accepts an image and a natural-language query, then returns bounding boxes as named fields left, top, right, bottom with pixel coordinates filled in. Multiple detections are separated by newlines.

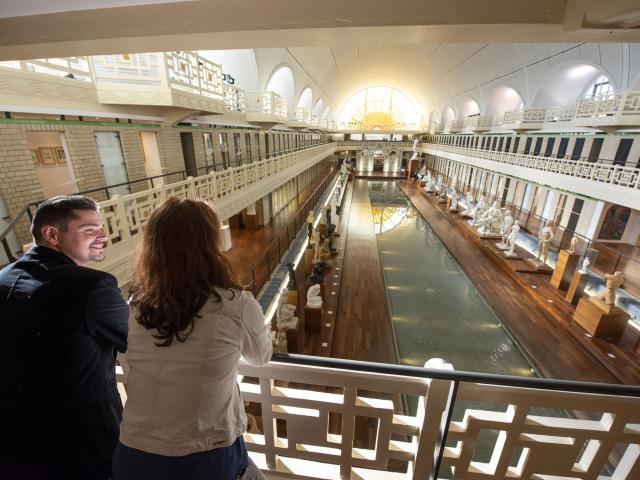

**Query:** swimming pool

left=368, top=181, right=535, bottom=377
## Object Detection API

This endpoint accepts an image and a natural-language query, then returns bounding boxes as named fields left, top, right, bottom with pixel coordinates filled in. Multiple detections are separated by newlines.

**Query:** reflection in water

left=369, top=181, right=535, bottom=377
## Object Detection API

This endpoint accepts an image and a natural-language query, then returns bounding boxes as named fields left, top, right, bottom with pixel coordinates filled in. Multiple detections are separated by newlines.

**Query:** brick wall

left=0, top=123, right=43, bottom=244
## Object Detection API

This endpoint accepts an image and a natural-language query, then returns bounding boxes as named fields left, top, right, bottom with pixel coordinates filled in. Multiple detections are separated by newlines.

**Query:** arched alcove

left=265, top=65, right=296, bottom=109
left=312, top=99, right=324, bottom=116
left=441, top=106, right=456, bottom=123
left=428, top=111, right=440, bottom=125
left=485, top=86, right=524, bottom=116
left=297, top=87, right=313, bottom=111
left=459, top=98, right=481, bottom=118
left=533, top=63, right=614, bottom=107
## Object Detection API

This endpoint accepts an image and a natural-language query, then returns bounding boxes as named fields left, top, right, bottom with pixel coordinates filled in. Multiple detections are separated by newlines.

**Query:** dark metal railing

left=238, top=166, right=337, bottom=296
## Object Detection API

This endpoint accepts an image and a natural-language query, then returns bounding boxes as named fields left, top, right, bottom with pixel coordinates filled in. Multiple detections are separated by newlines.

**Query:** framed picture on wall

left=38, top=147, right=56, bottom=166
left=54, top=147, right=66, bottom=164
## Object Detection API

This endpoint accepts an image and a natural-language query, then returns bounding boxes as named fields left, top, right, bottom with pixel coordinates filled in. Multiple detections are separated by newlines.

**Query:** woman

left=113, top=197, right=272, bottom=480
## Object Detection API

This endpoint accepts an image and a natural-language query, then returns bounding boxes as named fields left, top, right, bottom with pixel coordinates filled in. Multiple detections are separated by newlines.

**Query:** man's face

left=54, top=209, right=107, bottom=266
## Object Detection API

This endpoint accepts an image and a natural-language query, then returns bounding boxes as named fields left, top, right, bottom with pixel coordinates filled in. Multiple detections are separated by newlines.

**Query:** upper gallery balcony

left=245, top=91, right=288, bottom=127
left=223, top=83, right=246, bottom=117
left=91, top=52, right=227, bottom=114
left=501, top=91, right=640, bottom=132
left=463, top=115, right=496, bottom=133
left=288, top=107, right=312, bottom=129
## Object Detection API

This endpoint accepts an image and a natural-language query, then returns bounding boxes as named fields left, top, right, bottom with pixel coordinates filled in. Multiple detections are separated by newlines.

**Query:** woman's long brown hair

left=129, top=197, right=242, bottom=346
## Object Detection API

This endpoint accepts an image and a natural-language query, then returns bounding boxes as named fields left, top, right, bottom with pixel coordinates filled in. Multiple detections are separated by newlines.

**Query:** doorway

left=140, top=132, right=163, bottom=186
left=95, top=132, right=131, bottom=197
left=26, top=131, right=76, bottom=198
left=180, top=132, right=197, bottom=176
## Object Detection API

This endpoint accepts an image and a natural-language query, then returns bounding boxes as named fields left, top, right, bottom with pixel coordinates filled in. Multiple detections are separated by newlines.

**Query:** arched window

left=584, top=74, right=613, bottom=99
left=338, top=86, right=419, bottom=130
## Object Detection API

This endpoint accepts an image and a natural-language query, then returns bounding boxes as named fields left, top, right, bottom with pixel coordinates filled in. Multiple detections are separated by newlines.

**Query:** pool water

left=368, top=181, right=535, bottom=377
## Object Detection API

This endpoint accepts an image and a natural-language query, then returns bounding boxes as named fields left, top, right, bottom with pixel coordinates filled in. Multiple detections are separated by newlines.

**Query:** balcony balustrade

left=223, top=83, right=246, bottom=113
left=92, top=142, right=335, bottom=284
left=424, top=143, right=640, bottom=208
left=0, top=57, right=93, bottom=82
left=245, top=91, right=288, bottom=124
left=115, top=354, right=640, bottom=479
left=90, top=51, right=226, bottom=113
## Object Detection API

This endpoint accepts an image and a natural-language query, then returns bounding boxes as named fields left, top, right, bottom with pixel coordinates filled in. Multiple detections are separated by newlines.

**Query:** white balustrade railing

left=245, top=91, right=288, bottom=118
left=336, top=141, right=413, bottom=148
left=0, top=57, right=92, bottom=82
left=228, top=357, right=640, bottom=480
left=224, top=83, right=246, bottom=112
left=164, top=51, right=223, bottom=100
left=91, top=53, right=165, bottom=87
left=425, top=144, right=640, bottom=191
left=293, top=107, right=310, bottom=123
left=545, top=104, right=576, bottom=122
left=99, top=143, right=335, bottom=253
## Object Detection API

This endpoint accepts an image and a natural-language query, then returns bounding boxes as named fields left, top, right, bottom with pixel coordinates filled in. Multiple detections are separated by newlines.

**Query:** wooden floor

left=400, top=180, right=640, bottom=385
left=226, top=165, right=334, bottom=287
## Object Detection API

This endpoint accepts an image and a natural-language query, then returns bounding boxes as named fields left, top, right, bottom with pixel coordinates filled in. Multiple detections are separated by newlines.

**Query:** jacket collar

left=25, top=245, right=77, bottom=266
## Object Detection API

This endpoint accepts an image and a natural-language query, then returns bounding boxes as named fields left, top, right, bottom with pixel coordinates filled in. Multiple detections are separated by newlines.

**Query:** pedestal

left=550, top=250, right=581, bottom=290
left=503, top=251, right=520, bottom=259
left=526, top=258, right=553, bottom=274
left=565, top=271, right=589, bottom=305
left=220, top=224, right=232, bottom=251
left=573, top=297, right=629, bottom=338
left=446, top=197, right=452, bottom=209
left=304, top=307, right=322, bottom=334
left=286, top=289, right=298, bottom=306
left=244, top=213, right=258, bottom=230
left=408, top=159, right=421, bottom=179
left=304, top=248, right=314, bottom=275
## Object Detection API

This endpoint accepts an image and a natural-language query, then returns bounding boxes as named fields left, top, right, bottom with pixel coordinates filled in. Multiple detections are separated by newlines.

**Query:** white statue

left=410, top=137, right=420, bottom=160
left=496, top=211, right=514, bottom=249
left=461, top=192, right=474, bottom=217
left=450, top=175, right=458, bottom=190
left=579, top=257, right=590, bottom=274
left=569, top=235, right=578, bottom=254
left=477, top=201, right=502, bottom=234
left=274, top=330, right=288, bottom=353
left=435, top=175, right=444, bottom=192
left=506, top=220, right=521, bottom=256
left=306, top=284, right=323, bottom=309
left=537, top=226, right=555, bottom=265
left=449, top=189, right=458, bottom=211
left=595, top=271, right=624, bottom=306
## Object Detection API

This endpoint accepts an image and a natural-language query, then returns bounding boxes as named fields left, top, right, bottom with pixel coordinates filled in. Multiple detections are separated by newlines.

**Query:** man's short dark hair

left=31, top=195, right=99, bottom=244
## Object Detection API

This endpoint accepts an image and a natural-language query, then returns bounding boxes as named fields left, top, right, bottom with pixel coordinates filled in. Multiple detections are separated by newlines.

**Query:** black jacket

left=0, top=245, right=128, bottom=479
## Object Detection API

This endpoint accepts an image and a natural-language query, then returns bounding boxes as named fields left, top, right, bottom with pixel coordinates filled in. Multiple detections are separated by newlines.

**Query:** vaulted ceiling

left=2, top=0, right=640, bottom=120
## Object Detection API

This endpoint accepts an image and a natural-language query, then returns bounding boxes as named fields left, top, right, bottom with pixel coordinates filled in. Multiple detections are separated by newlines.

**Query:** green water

left=368, top=181, right=535, bottom=377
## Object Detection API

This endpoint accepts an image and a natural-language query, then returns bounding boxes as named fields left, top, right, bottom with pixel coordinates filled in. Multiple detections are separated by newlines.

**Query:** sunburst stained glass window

left=338, top=86, right=419, bottom=131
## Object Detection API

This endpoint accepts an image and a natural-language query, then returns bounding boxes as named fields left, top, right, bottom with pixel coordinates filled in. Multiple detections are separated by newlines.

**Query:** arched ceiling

left=1, top=1, right=640, bottom=123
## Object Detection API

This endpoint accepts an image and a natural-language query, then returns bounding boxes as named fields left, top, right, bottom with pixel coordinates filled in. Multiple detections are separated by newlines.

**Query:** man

left=0, top=195, right=128, bottom=479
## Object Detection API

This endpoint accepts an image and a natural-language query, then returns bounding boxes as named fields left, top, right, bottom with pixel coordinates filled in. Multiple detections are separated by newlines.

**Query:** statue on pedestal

left=274, top=330, right=288, bottom=353
left=461, top=192, right=474, bottom=217
left=310, top=261, right=326, bottom=284
left=569, top=235, right=578, bottom=254
left=306, top=211, right=315, bottom=244
left=497, top=211, right=514, bottom=249
left=310, top=228, right=320, bottom=248
left=286, top=261, right=297, bottom=290
left=306, top=284, right=323, bottom=309
left=476, top=200, right=502, bottom=235
left=537, top=226, right=555, bottom=265
left=595, top=271, right=624, bottom=306
left=410, top=137, right=420, bottom=160
left=449, top=189, right=458, bottom=211
left=579, top=257, right=590, bottom=274
left=438, top=188, right=447, bottom=203
left=506, top=220, right=521, bottom=257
